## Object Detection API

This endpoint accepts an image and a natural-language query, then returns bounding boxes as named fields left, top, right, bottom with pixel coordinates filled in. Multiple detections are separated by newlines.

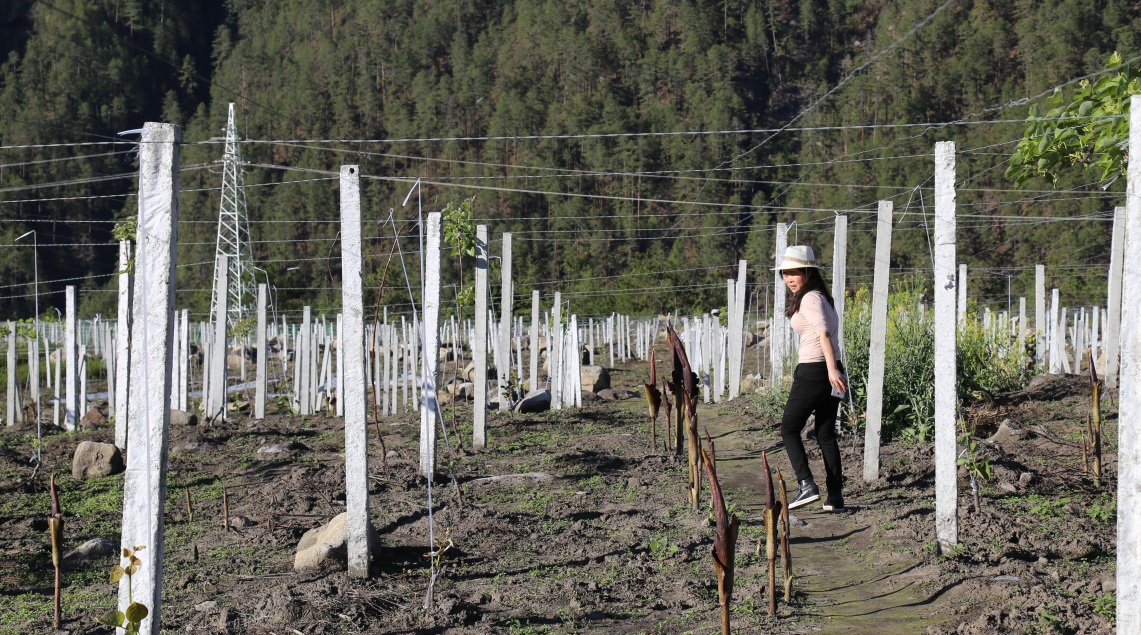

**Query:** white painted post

left=209, top=256, right=229, bottom=420
left=473, top=225, right=489, bottom=448
left=30, top=339, right=39, bottom=426
left=552, top=293, right=562, bottom=409
left=300, top=306, right=311, bottom=414
left=958, top=264, right=967, bottom=324
left=530, top=290, right=540, bottom=392
left=863, top=200, right=894, bottom=482
left=119, top=121, right=180, bottom=634
left=571, top=315, right=582, bottom=407
left=1049, top=290, right=1061, bottom=375
left=179, top=310, right=189, bottom=412
left=255, top=284, right=267, bottom=419
left=115, top=241, right=132, bottom=444
left=833, top=216, right=847, bottom=350
left=933, top=141, right=958, bottom=552
left=730, top=260, right=748, bottom=399
left=53, top=347, right=60, bottom=426
left=1036, top=265, right=1046, bottom=366
left=5, top=323, right=14, bottom=426
left=1107, top=207, right=1125, bottom=389
left=339, top=164, right=370, bottom=578
left=1116, top=94, right=1141, bottom=630
left=420, top=212, right=443, bottom=478
left=79, top=345, right=87, bottom=419
left=772, top=223, right=788, bottom=374
left=64, top=286, right=77, bottom=431
left=336, top=314, right=344, bottom=417
left=499, top=233, right=513, bottom=407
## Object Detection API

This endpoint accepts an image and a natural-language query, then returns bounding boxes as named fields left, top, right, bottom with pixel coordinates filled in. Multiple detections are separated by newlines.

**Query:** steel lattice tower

left=210, top=102, right=253, bottom=324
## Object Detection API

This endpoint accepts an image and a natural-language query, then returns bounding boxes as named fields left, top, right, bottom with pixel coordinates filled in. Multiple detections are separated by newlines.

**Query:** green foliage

left=1008, top=52, right=1141, bottom=188
left=230, top=317, right=256, bottom=339
left=1029, top=497, right=1071, bottom=519
left=98, top=546, right=149, bottom=634
left=1088, top=501, right=1115, bottom=522
left=647, top=534, right=679, bottom=561
left=956, top=425, right=992, bottom=483
left=1093, top=592, right=1116, bottom=621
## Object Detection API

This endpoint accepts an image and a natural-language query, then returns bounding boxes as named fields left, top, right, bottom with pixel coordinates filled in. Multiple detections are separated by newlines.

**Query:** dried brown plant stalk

left=762, top=452, right=777, bottom=616
left=777, top=469, right=793, bottom=602
left=701, top=446, right=739, bottom=635
left=49, top=474, right=63, bottom=628
left=1087, top=350, right=1103, bottom=486
left=644, top=348, right=662, bottom=451
left=666, top=323, right=701, bottom=510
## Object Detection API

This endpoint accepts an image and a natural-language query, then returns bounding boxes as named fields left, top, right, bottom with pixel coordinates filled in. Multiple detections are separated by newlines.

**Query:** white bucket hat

left=772, top=245, right=822, bottom=271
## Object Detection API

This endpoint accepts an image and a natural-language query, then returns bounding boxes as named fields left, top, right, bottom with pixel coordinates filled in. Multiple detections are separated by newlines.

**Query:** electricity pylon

left=210, top=102, right=253, bottom=324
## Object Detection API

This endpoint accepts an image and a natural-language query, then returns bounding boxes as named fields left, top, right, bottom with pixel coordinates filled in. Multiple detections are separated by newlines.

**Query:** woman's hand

left=828, top=367, right=848, bottom=395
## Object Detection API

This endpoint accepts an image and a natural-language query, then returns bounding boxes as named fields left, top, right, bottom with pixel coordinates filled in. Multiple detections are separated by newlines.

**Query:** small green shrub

left=1093, top=592, right=1116, bottom=621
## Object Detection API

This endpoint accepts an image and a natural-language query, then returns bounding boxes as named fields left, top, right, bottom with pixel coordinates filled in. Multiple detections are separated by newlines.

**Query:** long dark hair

left=785, top=268, right=835, bottom=318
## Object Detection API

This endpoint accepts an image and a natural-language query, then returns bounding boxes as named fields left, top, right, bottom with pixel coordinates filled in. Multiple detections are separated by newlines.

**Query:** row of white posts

left=5, top=105, right=1140, bottom=631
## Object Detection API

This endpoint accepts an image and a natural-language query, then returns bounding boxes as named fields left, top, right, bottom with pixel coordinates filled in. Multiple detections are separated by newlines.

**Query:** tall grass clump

left=843, top=281, right=1023, bottom=442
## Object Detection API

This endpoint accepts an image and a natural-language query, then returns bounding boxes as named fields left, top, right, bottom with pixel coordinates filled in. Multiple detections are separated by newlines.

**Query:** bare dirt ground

left=0, top=361, right=1119, bottom=634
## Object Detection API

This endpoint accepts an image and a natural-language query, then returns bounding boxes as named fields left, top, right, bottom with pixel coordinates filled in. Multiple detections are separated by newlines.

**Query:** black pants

left=780, top=362, right=844, bottom=497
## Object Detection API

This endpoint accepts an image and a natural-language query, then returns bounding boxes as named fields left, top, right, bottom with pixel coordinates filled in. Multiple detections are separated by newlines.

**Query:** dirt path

left=667, top=400, right=954, bottom=634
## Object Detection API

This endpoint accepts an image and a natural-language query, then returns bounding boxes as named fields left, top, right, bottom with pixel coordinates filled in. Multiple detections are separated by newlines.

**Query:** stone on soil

left=172, top=432, right=218, bottom=453
left=64, top=537, right=117, bottom=561
left=71, top=441, right=124, bottom=479
left=257, top=440, right=309, bottom=456
left=514, top=389, right=551, bottom=414
left=79, top=409, right=108, bottom=430
left=294, top=512, right=381, bottom=571
left=170, top=409, right=198, bottom=426
left=579, top=365, right=610, bottom=393
left=988, top=419, right=1026, bottom=443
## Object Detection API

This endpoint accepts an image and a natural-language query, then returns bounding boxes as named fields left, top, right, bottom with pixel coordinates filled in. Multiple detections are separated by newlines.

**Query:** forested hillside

left=1, top=0, right=1138, bottom=320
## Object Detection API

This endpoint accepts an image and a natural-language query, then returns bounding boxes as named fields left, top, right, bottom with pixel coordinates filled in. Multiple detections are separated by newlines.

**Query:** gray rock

left=72, top=441, right=124, bottom=479
left=64, top=537, right=117, bottom=561
left=194, top=601, right=219, bottom=612
left=579, top=365, right=611, bottom=393
left=1103, top=578, right=1116, bottom=593
left=1019, top=472, right=1035, bottom=484
left=170, top=409, right=198, bottom=426
left=79, top=409, right=108, bottom=430
left=597, top=388, right=636, bottom=401
left=257, top=441, right=309, bottom=456
left=228, top=515, right=255, bottom=529
left=294, top=512, right=381, bottom=571
left=989, top=419, right=1026, bottom=443
left=172, top=433, right=217, bottom=454
left=789, top=515, right=808, bottom=527
left=999, top=482, right=1017, bottom=492
left=513, top=389, right=551, bottom=414
left=581, top=390, right=601, bottom=402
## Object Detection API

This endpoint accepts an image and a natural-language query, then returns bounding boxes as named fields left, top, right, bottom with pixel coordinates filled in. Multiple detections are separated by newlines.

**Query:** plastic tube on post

left=255, top=284, right=267, bottom=420
left=64, top=287, right=77, bottom=431
left=1107, top=207, right=1125, bottom=389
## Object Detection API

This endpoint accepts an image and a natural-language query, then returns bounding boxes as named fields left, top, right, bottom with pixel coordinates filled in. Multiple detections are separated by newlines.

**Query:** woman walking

left=774, top=246, right=848, bottom=512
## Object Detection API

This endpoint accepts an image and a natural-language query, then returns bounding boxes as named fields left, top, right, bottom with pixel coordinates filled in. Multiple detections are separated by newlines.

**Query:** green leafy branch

left=1007, top=52, right=1141, bottom=188
left=442, top=197, right=477, bottom=307
left=98, top=545, right=149, bottom=634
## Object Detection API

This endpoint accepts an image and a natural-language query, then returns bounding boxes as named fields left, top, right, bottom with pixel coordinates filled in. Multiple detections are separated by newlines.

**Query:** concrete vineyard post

left=473, top=225, right=489, bottom=449
left=115, top=241, right=132, bottom=445
left=833, top=215, right=848, bottom=351
left=65, top=286, right=77, bottom=431
left=553, top=293, right=562, bottom=409
left=1019, top=297, right=1027, bottom=354
left=420, top=212, right=442, bottom=478
left=178, top=310, right=189, bottom=412
left=118, top=121, right=180, bottom=634
left=336, top=314, right=344, bottom=417
left=5, top=323, right=14, bottom=426
left=1115, top=94, right=1141, bottom=629
left=729, top=260, right=747, bottom=399
left=209, top=256, right=229, bottom=420
left=772, top=223, right=788, bottom=375
left=933, top=141, right=958, bottom=552
left=338, top=165, right=370, bottom=578
left=1036, top=265, right=1046, bottom=366
left=300, top=307, right=311, bottom=415
left=530, top=290, right=539, bottom=392
left=958, top=264, right=967, bottom=324
left=863, top=200, right=894, bottom=482
left=1107, top=206, right=1125, bottom=389
left=1049, top=290, right=1061, bottom=375
left=255, top=284, right=267, bottom=419
left=499, top=233, right=513, bottom=407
